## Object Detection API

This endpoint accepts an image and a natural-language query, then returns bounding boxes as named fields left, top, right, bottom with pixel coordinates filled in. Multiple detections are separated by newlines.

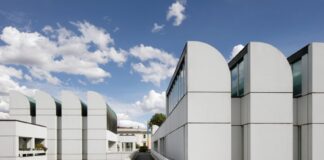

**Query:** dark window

left=292, top=60, right=302, bottom=96
left=231, top=59, right=245, bottom=97
left=167, top=59, right=187, bottom=114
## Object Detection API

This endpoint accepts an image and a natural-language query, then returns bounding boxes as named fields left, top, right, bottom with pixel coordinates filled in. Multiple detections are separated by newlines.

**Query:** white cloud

left=0, top=65, right=36, bottom=96
left=110, top=89, right=166, bottom=129
left=117, top=113, right=130, bottom=120
left=118, top=120, right=146, bottom=129
left=24, top=74, right=32, bottom=81
left=229, top=44, right=244, bottom=60
left=0, top=21, right=127, bottom=84
left=116, top=113, right=146, bottom=129
left=113, top=27, right=120, bottom=33
left=151, top=23, right=165, bottom=33
left=166, top=1, right=186, bottom=26
left=134, top=90, right=166, bottom=113
left=0, top=65, right=36, bottom=116
left=130, top=44, right=178, bottom=86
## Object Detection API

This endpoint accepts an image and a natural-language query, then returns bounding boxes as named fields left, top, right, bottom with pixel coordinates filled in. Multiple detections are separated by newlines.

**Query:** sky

left=0, top=0, right=324, bottom=128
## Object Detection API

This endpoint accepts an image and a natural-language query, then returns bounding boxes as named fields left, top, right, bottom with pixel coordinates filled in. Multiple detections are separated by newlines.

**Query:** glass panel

left=231, top=66, right=238, bottom=97
left=167, top=58, right=187, bottom=114
left=292, top=60, right=302, bottom=96
left=238, top=60, right=245, bottom=96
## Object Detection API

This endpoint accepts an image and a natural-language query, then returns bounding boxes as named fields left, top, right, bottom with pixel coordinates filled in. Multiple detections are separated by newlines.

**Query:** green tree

left=149, top=113, right=166, bottom=128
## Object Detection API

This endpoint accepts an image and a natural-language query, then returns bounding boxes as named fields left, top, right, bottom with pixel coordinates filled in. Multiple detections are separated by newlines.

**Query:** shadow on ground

left=132, top=152, right=154, bottom=160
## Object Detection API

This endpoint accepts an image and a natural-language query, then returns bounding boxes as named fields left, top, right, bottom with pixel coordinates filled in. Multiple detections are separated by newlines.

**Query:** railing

left=106, top=150, right=137, bottom=160
left=19, top=150, right=46, bottom=157
left=151, top=150, right=169, bottom=160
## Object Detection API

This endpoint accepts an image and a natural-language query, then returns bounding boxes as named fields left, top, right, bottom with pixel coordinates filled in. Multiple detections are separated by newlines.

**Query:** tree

left=149, top=113, right=166, bottom=128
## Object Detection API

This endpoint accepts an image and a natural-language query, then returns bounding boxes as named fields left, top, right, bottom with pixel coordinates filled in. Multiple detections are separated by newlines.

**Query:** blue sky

left=0, top=0, right=324, bottom=127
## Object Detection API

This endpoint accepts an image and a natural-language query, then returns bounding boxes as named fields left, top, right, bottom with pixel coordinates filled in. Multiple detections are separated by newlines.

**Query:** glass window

left=231, top=59, right=245, bottom=97
left=238, top=60, right=245, bottom=96
left=292, top=60, right=302, bottom=96
left=231, top=66, right=238, bottom=97
left=167, top=59, right=187, bottom=114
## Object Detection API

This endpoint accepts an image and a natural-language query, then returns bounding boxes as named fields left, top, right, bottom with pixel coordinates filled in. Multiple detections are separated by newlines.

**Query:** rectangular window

left=231, top=59, right=245, bottom=97
left=167, top=59, right=187, bottom=114
left=292, top=60, right=302, bottom=96
left=231, top=66, right=238, bottom=97
left=238, top=60, right=245, bottom=96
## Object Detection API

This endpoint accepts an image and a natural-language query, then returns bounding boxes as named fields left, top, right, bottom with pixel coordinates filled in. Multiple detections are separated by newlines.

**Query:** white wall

left=34, top=90, right=58, bottom=160
left=9, top=91, right=33, bottom=123
left=87, top=91, right=118, bottom=159
left=293, top=42, right=324, bottom=160
left=152, top=41, right=231, bottom=160
left=231, top=42, right=293, bottom=160
left=0, top=120, right=47, bottom=160
left=60, top=91, right=83, bottom=160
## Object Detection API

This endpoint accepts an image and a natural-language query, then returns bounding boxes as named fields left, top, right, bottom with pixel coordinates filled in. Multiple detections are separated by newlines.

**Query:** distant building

left=117, top=127, right=150, bottom=152
left=0, top=119, right=47, bottom=160
left=3, top=90, right=119, bottom=160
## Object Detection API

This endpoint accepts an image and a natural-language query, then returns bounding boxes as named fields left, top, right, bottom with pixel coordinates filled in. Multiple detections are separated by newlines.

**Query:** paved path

left=132, top=152, right=154, bottom=160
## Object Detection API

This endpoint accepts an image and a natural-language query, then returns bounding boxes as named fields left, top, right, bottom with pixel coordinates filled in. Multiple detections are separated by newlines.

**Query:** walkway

left=132, top=152, right=154, bottom=160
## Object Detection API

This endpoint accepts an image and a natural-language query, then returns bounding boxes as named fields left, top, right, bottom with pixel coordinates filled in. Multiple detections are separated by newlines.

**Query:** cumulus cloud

left=0, top=65, right=36, bottom=96
left=130, top=44, right=178, bottom=86
left=118, top=120, right=146, bottom=129
left=229, top=44, right=244, bottom=60
left=0, top=65, right=36, bottom=117
left=151, top=23, right=165, bottom=33
left=112, top=90, right=166, bottom=129
left=134, top=90, right=166, bottom=113
left=0, top=21, right=127, bottom=84
left=117, top=113, right=146, bottom=129
left=166, top=1, right=186, bottom=26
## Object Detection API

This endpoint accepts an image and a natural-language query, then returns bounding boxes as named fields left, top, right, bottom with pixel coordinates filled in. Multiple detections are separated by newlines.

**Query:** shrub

left=139, top=146, right=148, bottom=152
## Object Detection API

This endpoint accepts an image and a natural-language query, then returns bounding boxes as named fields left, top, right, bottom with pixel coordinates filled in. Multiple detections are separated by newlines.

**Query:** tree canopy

left=149, top=113, right=166, bottom=128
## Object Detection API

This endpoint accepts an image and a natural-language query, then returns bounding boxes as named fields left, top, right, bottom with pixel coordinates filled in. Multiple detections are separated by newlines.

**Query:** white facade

left=117, top=128, right=149, bottom=152
left=34, top=90, right=60, bottom=160
left=60, top=91, right=85, bottom=160
left=9, top=91, right=36, bottom=123
left=0, top=120, right=47, bottom=160
left=87, top=91, right=118, bottom=159
left=8, top=90, right=119, bottom=160
left=288, top=42, right=324, bottom=160
left=152, top=41, right=231, bottom=160
left=229, top=42, right=293, bottom=160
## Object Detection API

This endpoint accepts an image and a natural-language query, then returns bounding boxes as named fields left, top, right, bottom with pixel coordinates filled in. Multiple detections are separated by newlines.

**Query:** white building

left=151, top=41, right=324, bottom=160
left=152, top=41, right=231, bottom=160
left=230, top=42, right=293, bottom=160
left=288, top=42, right=324, bottom=160
left=117, top=127, right=149, bottom=152
left=7, top=90, right=119, bottom=160
left=0, top=119, right=47, bottom=160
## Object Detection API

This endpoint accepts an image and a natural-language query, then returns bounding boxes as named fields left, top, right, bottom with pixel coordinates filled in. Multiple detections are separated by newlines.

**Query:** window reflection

left=167, top=59, right=187, bottom=114
left=231, top=58, right=245, bottom=97
left=292, top=59, right=302, bottom=96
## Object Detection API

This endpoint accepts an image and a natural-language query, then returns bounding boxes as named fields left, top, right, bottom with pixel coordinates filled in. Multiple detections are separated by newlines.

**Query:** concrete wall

left=0, top=120, right=47, bottom=160
left=87, top=91, right=118, bottom=159
left=232, top=42, right=293, bottom=160
left=230, top=42, right=293, bottom=160
left=34, top=90, right=59, bottom=160
left=9, top=91, right=34, bottom=123
left=152, top=41, right=231, bottom=160
left=60, top=91, right=83, bottom=160
left=293, top=42, right=324, bottom=160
